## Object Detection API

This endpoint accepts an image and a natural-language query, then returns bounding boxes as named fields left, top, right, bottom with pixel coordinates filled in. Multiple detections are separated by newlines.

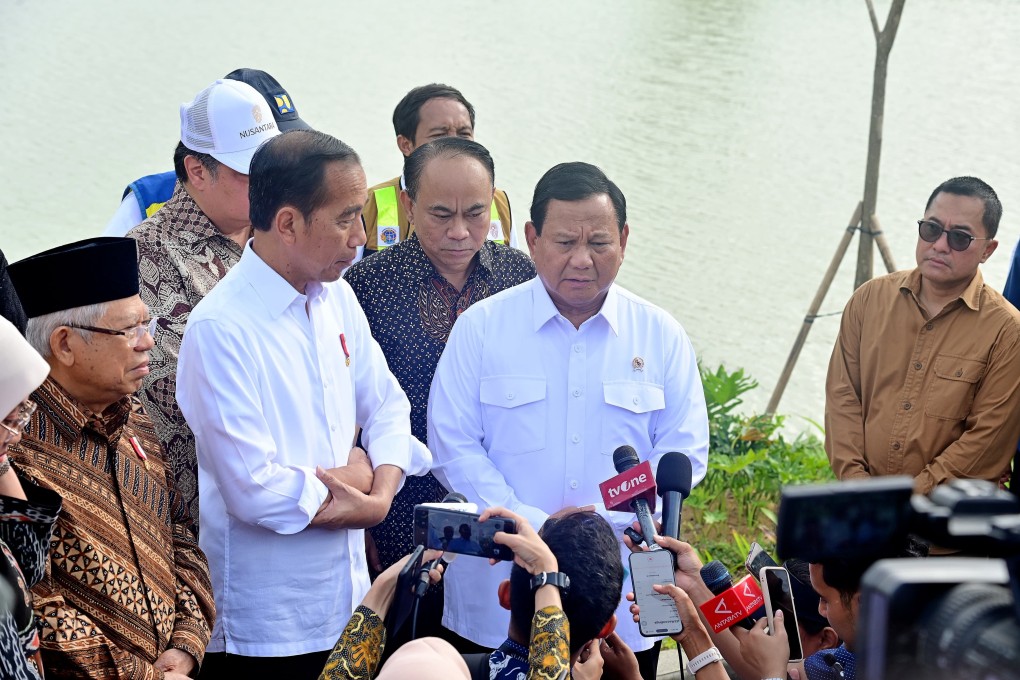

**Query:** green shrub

left=684, top=363, right=834, bottom=575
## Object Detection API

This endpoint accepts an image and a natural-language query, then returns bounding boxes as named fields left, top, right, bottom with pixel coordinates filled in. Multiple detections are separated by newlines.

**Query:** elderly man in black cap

left=126, top=73, right=297, bottom=529
left=7, top=237, right=214, bottom=680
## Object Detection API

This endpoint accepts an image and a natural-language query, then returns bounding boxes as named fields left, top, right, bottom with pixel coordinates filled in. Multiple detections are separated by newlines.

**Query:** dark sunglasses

left=917, top=219, right=991, bottom=252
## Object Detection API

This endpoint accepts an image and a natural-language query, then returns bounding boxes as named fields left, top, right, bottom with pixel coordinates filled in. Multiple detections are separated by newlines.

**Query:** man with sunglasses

left=825, top=176, right=1020, bottom=495
left=5, top=237, right=214, bottom=679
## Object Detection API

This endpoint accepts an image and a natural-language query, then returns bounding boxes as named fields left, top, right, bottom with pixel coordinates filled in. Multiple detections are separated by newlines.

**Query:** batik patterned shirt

left=0, top=479, right=61, bottom=680
left=343, top=234, right=536, bottom=569
left=9, top=378, right=214, bottom=680
left=128, top=181, right=247, bottom=529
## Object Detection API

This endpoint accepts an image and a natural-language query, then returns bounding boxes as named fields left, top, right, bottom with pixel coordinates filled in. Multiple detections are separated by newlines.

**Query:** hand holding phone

left=759, top=566, right=804, bottom=662
left=630, top=550, right=683, bottom=637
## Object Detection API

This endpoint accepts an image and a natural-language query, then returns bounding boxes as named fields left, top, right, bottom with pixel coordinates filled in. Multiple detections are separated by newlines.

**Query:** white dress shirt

left=177, top=242, right=431, bottom=657
left=428, top=277, right=709, bottom=652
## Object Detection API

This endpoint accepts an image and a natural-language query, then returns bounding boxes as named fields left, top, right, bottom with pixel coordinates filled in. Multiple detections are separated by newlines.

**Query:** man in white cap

left=7, top=237, right=214, bottom=679
left=127, top=79, right=281, bottom=528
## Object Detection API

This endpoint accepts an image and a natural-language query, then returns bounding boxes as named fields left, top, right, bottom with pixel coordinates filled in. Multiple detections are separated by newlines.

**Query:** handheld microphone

left=414, top=491, right=467, bottom=597
left=600, top=445, right=660, bottom=550
left=699, top=560, right=766, bottom=632
left=656, top=452, right=693, bottom=540
left=823, top=653, right=846, bottom=678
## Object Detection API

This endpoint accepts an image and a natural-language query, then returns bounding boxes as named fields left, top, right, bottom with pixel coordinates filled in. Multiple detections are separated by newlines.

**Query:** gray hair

left=25, top=302, right=111, bottom=359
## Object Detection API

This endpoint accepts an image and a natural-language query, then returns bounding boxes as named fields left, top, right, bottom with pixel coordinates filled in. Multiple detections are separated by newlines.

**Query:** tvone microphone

left=415, top=491, right=468, bottom=597
left=657, top=452, right=693, bottom=541
left=699, top=561, right=765, bottom=632
left=601, top=445, right=660, bottom=550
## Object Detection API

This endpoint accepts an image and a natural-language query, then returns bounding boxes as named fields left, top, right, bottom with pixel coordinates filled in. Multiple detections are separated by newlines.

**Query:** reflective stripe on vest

left=488, top=201, right=505, bottom=244
left=375, top=186, right=401, bottom=250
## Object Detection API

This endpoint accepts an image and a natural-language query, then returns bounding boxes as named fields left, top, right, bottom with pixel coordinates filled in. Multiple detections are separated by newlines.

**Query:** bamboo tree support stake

left=870, top=214, right=898, bottom=274
left=855, top=0, right=906, bottom=289
left=766, top=202, right=863, bottom=415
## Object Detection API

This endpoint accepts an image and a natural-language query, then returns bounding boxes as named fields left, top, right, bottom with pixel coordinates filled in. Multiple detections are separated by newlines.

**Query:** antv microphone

left=656, top=452, right=693, bottom=540
left=700, top=560, right=766, bottom=631
left=608, top=445, right=660, bottom=550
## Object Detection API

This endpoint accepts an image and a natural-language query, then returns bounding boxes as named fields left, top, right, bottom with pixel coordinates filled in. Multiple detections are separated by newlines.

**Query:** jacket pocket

left=600, top=381, right=666, bottom=455
left=924, top=355, right=985, bottom=420
left=480, top=376, right=547, bottom=455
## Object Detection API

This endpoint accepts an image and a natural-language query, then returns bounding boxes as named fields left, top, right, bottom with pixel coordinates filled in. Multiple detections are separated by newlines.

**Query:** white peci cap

left=180, top=79, right=281, bottom=175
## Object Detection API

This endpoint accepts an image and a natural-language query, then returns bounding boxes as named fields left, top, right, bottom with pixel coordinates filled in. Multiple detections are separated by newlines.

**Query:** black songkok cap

left=8, top=237, right=140, bottom=318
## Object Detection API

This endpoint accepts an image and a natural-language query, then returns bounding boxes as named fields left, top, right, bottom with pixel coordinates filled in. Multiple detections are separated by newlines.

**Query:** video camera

left=776, top=476, right=1020, bottom=680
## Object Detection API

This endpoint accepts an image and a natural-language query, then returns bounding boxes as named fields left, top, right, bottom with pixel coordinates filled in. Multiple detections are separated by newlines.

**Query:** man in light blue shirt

left=428, top=161, right=709, bottom=679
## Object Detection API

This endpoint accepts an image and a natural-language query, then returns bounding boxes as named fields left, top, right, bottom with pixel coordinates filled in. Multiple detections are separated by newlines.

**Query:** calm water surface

left=1, top=0, right=1018, bottom=429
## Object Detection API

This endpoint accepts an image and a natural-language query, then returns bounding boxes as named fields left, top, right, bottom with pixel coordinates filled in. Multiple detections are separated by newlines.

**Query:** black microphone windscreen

left=700, top=560, right=734, bottom=595
left=612, top=445, right=640, bottom=473
left=441, top=491, right=468, bottom=504
left=656, top=452, right=693, bottom=498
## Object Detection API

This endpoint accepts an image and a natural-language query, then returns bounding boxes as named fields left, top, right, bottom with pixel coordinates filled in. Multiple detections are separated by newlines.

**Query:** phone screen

left=745, top=542, right=779, bottom=580
left=413, top=506, right=514, bottom=560
left=761, top=567, right=804, bottom=661
left=630, top=550, right=683, bottom=637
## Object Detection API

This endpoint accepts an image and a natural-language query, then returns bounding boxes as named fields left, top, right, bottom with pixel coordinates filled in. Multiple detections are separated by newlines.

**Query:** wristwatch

left=530, top=571, right=570, bottom=597
left=686, top=647, right=724, bottom=674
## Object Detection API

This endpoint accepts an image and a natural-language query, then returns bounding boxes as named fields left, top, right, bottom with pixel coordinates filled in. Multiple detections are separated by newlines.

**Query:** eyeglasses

left=0, top=399, right=36, bottom=444
left=917, top=220, right=991, bottom=252
left=66, top=317, right=157, bottom=349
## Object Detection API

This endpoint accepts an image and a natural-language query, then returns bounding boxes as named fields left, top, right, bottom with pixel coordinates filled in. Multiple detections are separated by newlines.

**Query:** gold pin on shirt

left=632, top=357, right=645, bottom=371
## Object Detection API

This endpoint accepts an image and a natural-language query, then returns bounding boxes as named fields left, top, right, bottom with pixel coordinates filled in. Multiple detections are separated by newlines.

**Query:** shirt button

left=903, top=402, right=911, bottom=411
left=570, top=480, right=579, bottom=489
left=330, top=423, right=337, bottom=431
left=632, top=397, right=640, bottom=405
left=506, top=392, right=515, bottom=400
left=925, top=323, right=934, bottom=331
left=572, top=389, right=582, bottom=397
left=914, top=362, right=922, bottom=370
left=893, top=442, right=901, bottom=450
left=572, top=434, right=581, bottom=444
left=955, top=369, right=963, bottom=377
left=573, top=345, right=582, bottom=353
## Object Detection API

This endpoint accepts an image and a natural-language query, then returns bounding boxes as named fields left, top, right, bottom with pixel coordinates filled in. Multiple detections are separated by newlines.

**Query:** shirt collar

left=404, top=234, right=494, bottom=284
left=166, top=182, right=249, bottom=245
left=237, top=240, right=325, bottom=319
left=530, top=277, right=620, bottom=334
left=32, top=377, right=131, bottom=443
left=903, top=267, right=985, bottom=312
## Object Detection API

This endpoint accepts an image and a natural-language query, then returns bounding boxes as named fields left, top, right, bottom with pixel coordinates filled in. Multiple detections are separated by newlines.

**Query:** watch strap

left=686, top=646, right=724, bottom=674
left=530, top=571, right=570, bottom=596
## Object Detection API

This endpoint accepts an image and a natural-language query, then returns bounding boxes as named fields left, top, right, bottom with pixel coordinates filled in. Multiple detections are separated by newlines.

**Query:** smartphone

left=413, top=505, right=516, bottom=561
left=383, top=544, right=424, bottom=638
left=760, top=566, right=804, bottom=662
left=630, top=550, right=683, bottom=637
left=745, top=541, right=779, bottom=581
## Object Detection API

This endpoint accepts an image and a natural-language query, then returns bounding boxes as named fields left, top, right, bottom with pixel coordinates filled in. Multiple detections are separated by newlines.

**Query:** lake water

left=1, top=0, right=1018, bottom=431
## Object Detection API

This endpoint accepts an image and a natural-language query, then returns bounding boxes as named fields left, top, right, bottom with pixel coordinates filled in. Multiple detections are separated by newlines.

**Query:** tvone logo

left=608, top=472, right=647, bottom=498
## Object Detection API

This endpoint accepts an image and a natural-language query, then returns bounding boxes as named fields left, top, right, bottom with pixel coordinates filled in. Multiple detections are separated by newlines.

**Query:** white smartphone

left=760, top=566, right=804, bottom=662
left=630, top=550, right=683, bottom=637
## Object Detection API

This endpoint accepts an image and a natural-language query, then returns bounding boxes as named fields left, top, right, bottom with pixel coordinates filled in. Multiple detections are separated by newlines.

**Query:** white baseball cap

left=180, top=79, right=281, bottom=175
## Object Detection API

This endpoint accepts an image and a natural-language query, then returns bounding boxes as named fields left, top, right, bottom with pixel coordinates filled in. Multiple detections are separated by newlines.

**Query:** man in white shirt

left=177, top=130, right=431, bottom=679
left=427, top=161, right=709, bottom=679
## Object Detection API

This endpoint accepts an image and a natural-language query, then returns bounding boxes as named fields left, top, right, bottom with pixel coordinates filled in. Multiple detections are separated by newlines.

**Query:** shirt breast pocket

left=480, top=376, right=547, bottom=456
left=924, top=355, right=986, bottom=420
left=600, top=381, right=666, bottom=455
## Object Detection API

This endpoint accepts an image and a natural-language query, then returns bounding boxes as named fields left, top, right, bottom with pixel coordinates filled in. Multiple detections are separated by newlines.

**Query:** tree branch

left=865, top=0, right=880, bottom=37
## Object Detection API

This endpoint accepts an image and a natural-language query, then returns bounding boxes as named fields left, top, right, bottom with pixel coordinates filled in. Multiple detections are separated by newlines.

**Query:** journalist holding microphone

left=428, top=161, right=709, bottom=678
